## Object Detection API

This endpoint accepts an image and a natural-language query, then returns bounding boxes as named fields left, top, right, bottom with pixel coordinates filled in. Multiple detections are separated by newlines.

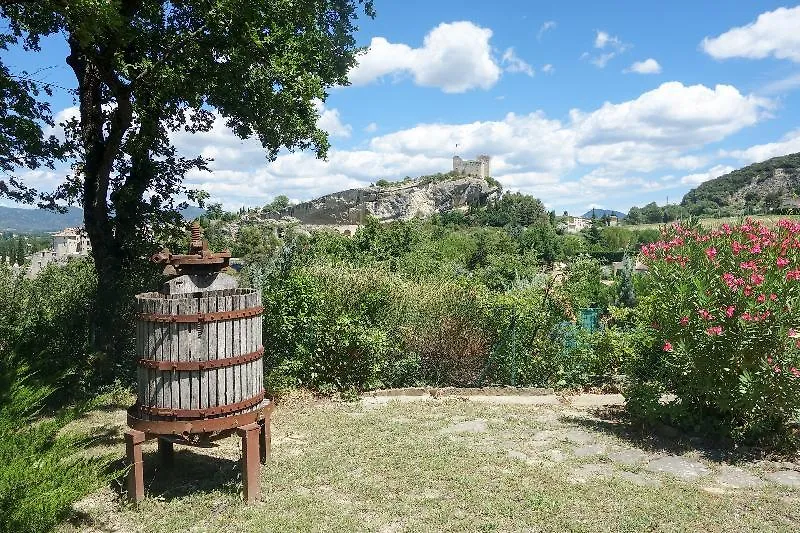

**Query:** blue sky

left=4, top=2, right=800, bottom=214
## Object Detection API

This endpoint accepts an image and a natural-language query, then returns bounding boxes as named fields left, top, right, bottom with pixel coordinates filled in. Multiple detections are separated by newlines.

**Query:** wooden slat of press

left=232, top=292, right=240, bottom=406
left=206, top=294, right=217, bottom=411
left=250, top=291, right=257, bottom=406
left=135, top=298, right=144, bottom=409
left=235, top=291, right=242, bottom=406
left=153, top=297, right=162, bottom=409
left=241, top=294, right=251, bottom=408
left=159, top=296, right=168, bottom=410
left=176, top=296, right=187, bottom=410
left=215, top=292, right=224, bottom=409
left=165, top=297, right=175, bottom=411
left=147, top=298, right=157, bottom=409
left=239, top=294, right=250, bottom=400
left=256, top=291, right=263, bottom=399
left=225, top=292, right=234, bottom=405
left=145, top=298, right=153, bottom=420
left=196, top=295, right=206, bottom=411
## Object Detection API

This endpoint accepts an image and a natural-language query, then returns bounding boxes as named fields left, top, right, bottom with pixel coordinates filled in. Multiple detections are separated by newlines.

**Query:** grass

left=59, top=393, right=799, bottom=532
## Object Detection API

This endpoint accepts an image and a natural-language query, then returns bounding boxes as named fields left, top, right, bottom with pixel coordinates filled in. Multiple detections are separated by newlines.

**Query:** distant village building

left=565, top=216, right=592, bottom=233
left=53, top=227, right=92, bottom=257
left=26, top=227, right=92, bottom=278
left=452, top=154, right=491, bottom=179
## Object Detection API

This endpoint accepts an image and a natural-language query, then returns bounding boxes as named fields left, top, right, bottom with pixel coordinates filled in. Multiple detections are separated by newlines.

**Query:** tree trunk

left=67, top=37, right=135, bottom=377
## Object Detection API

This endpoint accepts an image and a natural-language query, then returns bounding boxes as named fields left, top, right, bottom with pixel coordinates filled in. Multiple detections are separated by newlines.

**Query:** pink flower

left=731, top=241, right=743, bottom=255
left=777, top=257, right=790, bottom=268
left=679, top=316, right=689, bottom=326
left=750, top=273, right=765, bottom=286
left=787, top=269, right=800, bottom=281
left=663, top=341, right=673, bottom=352
left=757, top=294, right=766, bottom=303
left=789, top=329, right=798, bottom=338
left=725, top=306, right=735, bottom=318
left=697, top=309, right=712, bottom=320
left=770, top=293, right=777, bottom=301
left=774, top=365, right=781, bottom=374
left=706, top=325, right=723, bottom=336
left=791, top=367, right=800, bottom=378
left=750, top=244, right=762, bottom=254
left=705, top=247, right=717, bottom=260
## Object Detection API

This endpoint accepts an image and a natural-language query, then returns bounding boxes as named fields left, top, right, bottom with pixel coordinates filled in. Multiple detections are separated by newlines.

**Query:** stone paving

left=364, top=390, right=800, bottom=493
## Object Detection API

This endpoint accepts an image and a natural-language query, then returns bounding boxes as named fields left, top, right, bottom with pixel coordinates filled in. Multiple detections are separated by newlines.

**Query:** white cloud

left=595, top=31, right=622, bottom=50
left=584, top=30, right=629, bottom=68
left=624, top=58, right=662, bottom=74
left=348, top=21, right=502, bottom=93
left=590, top=53, right=616, bottom=68
left=364, top=122, right=378, bottom=133
left=721, top=129, right=800, bottom=163
left=542, top=64, right=554, bottom=74
left=314, top=101, right=351, bottom=138
left=679, top=164, right=736, bottom=185
left=701, top=6, right=800, bottom=62
left=501, top=48, right=534, bottom=76
left=760, top=73, right=800, bottom=95
left=161, top=82, right=772, bottom=210
left=537, top=21, right=556, bottom=40
left=571, top=82, right=772, bottom=154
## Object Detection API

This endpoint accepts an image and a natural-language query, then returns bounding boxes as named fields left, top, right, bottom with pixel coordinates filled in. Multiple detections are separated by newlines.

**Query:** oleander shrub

left=629, top=219, right=800, bottom=445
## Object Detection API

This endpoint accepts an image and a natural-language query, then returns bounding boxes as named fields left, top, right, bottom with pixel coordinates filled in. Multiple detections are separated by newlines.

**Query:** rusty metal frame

left=127, top=401, right=273, bottom=436
left=125, top=402, right=273, bottom=505
left=139, top=305, right=263, bottom=324
left=136, top=391, right=265, bottom=418
left=138, top=346, right=264, bottom=371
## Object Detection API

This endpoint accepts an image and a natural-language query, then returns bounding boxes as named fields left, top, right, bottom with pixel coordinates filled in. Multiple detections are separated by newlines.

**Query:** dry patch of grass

left=59, top=396, right=799, bottom=532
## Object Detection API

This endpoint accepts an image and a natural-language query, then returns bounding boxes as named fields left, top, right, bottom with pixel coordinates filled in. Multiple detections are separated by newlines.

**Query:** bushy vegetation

left=628, top=219, right=800, bottom=446
left=238, top=214, right=631, bottom=395
left=0, top=357, right=116, bottom=533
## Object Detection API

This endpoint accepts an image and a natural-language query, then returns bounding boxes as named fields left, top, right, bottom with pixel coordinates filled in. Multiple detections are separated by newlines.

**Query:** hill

left=0, top=205, right=206, bottom=233
left=272, top=174, right=501, bottom=225
left=681, top=153, right=800, bottom=215
left=581, top=209, right=626, bottom=219
left=0, top=206, right=84, bottom=233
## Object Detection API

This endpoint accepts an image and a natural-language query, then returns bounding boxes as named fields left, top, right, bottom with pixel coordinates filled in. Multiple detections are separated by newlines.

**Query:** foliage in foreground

left=629, top=219, right=800, bottom=446
left=0, top=355, right=116, bottom=533
left=242, top=223, right=624, bottom=394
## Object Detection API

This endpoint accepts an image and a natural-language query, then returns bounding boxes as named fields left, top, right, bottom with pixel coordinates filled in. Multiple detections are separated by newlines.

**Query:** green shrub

left=0, top=355, right=116, bottom=533
left=629, top=219, right=800, bottom=446
left=0, top=261, right=106, bottom=403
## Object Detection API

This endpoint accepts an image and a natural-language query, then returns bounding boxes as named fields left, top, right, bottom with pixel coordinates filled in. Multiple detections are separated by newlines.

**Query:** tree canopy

left=0, top=0, right=374, bottom=357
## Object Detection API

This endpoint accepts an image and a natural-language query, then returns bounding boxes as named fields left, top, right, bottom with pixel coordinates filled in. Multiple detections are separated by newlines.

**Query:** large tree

left=0, top=0, right=374, bottom=364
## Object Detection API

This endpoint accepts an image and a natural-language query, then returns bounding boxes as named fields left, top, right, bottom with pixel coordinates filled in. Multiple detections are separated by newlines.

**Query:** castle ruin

left=453, top=154, right=490, bottom=179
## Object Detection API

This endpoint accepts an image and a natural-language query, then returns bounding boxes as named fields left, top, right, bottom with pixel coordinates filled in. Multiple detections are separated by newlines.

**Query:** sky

left=4, top=1, right=800, bottom=215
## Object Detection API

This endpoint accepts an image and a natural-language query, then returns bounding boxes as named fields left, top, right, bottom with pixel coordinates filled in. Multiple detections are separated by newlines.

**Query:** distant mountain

left=681, top=153, right=800, bottom=214
left=581, top=209, right=626, bottom=219
left=0, top=206, right=83, bottom=233
left=0, top=205, right=205, bottom=233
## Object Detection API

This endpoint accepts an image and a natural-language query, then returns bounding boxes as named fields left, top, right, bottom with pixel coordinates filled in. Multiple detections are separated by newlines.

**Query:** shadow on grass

left=109, top=447, right=244, bottom=502
left=559, top=407, right=764, bottom=465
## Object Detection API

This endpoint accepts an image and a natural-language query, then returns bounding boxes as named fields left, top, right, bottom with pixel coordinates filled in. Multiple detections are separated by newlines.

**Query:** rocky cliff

left=275, top=176, right=501, bottom=224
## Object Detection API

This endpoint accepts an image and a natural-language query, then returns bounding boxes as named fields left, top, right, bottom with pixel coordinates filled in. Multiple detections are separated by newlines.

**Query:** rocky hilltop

left=682, top=153, right=800, bottom=213
left=274, top=175, right=501, bottom=225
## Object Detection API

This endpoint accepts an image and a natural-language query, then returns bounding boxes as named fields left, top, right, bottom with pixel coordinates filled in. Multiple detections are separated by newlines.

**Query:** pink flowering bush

left=630, top=219, right=800, bottom=445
